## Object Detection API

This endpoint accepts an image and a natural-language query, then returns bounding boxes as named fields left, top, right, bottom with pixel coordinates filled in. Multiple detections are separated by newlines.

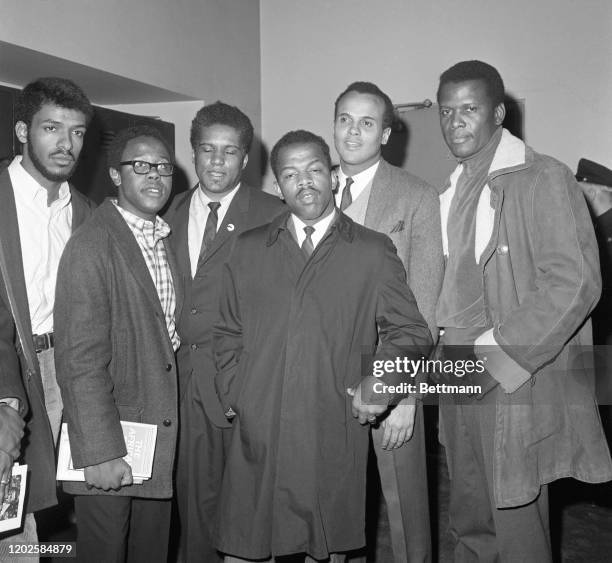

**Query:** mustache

left=50, top=149, right=75, bottom=160
left=297, top=186, right=319, bottom=195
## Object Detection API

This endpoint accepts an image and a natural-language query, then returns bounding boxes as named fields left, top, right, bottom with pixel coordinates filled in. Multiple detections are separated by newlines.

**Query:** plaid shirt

left=113, top=201, right=180, bottom=351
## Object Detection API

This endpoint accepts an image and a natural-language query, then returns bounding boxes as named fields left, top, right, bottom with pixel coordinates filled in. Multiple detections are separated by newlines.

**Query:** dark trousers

left=372, top=402, right=431, bottom=563
left=440, top=399, right=552, bottom=562
left=74, top=495, right=171, bottom=563
left=176, top=374, right=233, bottom=562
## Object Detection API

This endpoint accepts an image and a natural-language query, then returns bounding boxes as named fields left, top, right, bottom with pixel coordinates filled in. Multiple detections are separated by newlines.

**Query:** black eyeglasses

left=119, top=160, right=175, bottom=176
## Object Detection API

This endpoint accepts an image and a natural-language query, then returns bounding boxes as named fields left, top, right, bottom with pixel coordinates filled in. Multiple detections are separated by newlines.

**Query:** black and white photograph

left=1, top=1, right=612, bottom=562
left=0, top=464, right=27, bottom=534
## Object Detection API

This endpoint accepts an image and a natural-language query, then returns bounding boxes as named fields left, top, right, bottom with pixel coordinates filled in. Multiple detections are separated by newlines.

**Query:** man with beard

left=333, top=82, right=443, bottom=562
left=0, top=77, right=93, bottom=555
left=164, top=101, right=284, bottom=562
left=55, top=126, right=181, bottom=562
left=213, top=130, right=432, bottom=562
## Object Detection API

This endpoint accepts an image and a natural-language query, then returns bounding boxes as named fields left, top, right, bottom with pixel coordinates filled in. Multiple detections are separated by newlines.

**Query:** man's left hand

left=381, top=397, right=416, bottom=450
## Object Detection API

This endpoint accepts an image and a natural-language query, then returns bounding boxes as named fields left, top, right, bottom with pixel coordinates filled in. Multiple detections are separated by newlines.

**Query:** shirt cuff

left=0, top=398, right=20, bottom=411
left=474, top=329, right=532, bottom=393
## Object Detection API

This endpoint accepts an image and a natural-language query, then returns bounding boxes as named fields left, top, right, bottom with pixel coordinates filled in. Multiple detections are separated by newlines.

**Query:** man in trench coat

left=212, top=130, right=432, bottom=562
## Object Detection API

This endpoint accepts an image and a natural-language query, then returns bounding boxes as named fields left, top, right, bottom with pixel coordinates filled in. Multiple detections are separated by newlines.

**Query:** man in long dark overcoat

left=164, top=101, right=284, bottom=562
left=212, top=130, right=432, bottom=562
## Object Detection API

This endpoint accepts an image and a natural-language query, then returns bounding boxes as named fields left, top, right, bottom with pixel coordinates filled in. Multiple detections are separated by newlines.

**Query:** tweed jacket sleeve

left=55, top=230, right=126, bottom=468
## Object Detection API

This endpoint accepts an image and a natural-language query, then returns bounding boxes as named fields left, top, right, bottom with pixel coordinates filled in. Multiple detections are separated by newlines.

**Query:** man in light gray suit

left=333, top=81, right=443, bottom=563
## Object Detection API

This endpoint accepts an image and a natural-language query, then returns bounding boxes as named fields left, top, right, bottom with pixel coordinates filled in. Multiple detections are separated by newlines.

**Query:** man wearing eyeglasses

left=55, top=125, right=182, bottom=563
left=164, top=101, right=284, bottom=562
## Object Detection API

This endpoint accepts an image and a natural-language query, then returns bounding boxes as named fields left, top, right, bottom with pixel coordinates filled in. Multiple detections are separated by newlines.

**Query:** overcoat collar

left=266, top=209, right=355, bottom=247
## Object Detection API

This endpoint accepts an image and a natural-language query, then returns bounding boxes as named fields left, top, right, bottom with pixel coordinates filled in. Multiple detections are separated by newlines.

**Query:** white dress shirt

left=334, top=160, right=380, bottom=209
left=291, top=209, right=337, bottom=250
left=188, top=183, right=240, bottom=277
left=8, top=156, right=72, bottom=334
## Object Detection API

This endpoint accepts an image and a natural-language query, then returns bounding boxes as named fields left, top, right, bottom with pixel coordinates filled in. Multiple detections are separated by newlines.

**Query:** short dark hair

left=190, top=101, right=254, bottom=152
left=437, top=60, right=505, bottom=106
left=15, top=77, right=94, bottom=127
left=107, top=125, right=173, bottom=170
left=334, top=81, right=395, bottom=129
left=270, top=130, right=332, bottom=179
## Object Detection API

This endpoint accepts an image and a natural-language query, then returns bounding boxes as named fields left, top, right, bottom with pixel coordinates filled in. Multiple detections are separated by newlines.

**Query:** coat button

left=191, top=308, right=197, bottom=314
left=190, top=343, right=198, bottom=350
left=163, top=419, right=172, bottom=427
left=496, top=245, right=509, bottom=255
left=165, top=363, right=172, bottom=371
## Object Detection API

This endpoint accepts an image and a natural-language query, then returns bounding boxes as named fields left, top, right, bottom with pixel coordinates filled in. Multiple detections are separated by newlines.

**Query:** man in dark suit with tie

left=164, top=101, right=284, bottom=562
left=333, top=82, right=443, bottom=562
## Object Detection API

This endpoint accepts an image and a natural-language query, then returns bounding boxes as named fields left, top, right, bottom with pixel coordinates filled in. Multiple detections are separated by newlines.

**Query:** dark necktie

left=199, top=201, right=221, bottom=262
left=301, top=225, right=315, bottom=257
left=339, top=177, right=354, bottom=211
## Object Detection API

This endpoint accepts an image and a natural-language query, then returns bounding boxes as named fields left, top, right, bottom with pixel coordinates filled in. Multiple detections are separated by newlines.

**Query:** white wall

left=260, top=0, right=612, bottom=188
left=1, top=0, right=262, bottom=176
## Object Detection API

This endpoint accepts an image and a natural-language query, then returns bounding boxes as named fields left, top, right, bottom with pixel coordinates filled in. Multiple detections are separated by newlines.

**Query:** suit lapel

left=196, top=183, right=251, bottom=269
left=168, top=188, right=194, bottom=278
left=166, top=241, right=184, bottom=324
left=0, top=169, right=35, bottom=351
left=70, top=188, right=88, bottom=232
left=102, top=201, right=166, bottom=315
left=364, top=159, right=395, bottom=229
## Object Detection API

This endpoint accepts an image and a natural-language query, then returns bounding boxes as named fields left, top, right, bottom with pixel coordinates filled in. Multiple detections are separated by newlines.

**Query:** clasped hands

left=347, top=381, right=416, bottom=450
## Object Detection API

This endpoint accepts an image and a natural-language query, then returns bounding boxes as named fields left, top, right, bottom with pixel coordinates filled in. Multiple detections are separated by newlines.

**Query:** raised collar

left=488, top=128, right=528, bottom=175
left=266, top=210, right=355, bottom=247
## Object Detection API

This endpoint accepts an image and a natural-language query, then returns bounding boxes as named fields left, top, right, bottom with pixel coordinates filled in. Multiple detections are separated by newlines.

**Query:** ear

left=109, top=168, right=121, bottom=187
left=191, top=148, right=195, bottom=164
left=494, top=102, right=506, bottom=126
left=273, top=179, right=283, bottom=200
left=331, top=168, right=339, bottom=193
left=15, top=121, right=28, bottom=144
left=241, top=153, right=249, bottom=170
left=381, top=126, right=392, bottom=146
